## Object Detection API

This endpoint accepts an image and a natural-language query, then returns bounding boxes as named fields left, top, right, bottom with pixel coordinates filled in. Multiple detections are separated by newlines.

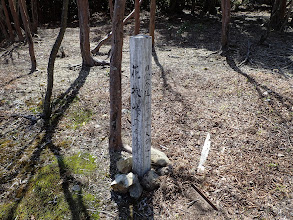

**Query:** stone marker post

left=130, top=35, right=152, bottom=178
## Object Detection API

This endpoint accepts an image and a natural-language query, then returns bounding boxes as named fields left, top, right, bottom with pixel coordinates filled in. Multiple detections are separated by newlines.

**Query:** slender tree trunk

left=0, top=18, right=9, bottom=39
left=221, top=0, right=231, bottom=51
left=1, top=0, right=14, bottom=41
left=109, top=0, right=113, bottom=20
left=43, top=0, right=69, bottom=120
left=19, top=0, right=36, bottom=72
left=76, top=0, right=95, bottom=67
left=134, top=0, right=140, bottom=35
left=8, top=0, right=24, bottom=41
left=31, top=0, right=38, bottom=33
left=271, top=0, right=289, bottom=30
left=22, top=0, right=32, bottom=31
left=191, top=0, right=196, bottom=14
left=149, top=0, right=156, bottom=46
left=109, top=0, right=126, bottom=151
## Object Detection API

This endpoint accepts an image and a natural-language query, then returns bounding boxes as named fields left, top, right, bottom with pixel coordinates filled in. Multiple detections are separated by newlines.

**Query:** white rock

left=117, top=157, right=133, bottom=173
left=151, top=148, right=170, bottom=166
left=111, top=172, right=138, bottom=193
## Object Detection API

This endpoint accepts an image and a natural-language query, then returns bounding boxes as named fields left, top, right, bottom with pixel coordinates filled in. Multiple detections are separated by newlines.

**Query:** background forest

left=0, top=0, right=293, bottom=219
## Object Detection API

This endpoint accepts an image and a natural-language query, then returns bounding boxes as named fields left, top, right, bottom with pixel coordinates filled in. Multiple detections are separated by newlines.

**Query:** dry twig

left=190, top=184, right=218, bottom=211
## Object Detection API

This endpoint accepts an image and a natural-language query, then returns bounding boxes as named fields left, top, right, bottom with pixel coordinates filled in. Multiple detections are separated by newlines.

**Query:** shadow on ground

left=5, top=67, right=92, bottom=219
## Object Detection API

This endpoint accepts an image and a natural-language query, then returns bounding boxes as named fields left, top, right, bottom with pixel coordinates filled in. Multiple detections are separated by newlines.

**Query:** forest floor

left=0, top=8, right=293, bottom=219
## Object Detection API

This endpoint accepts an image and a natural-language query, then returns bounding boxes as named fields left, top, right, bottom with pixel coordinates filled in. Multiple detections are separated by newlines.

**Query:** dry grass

left=0, top=10, right=293, bottom=219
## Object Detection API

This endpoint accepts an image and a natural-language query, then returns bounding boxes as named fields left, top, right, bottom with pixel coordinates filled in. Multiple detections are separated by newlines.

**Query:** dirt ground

left=0, top=9, right=293, bottom=219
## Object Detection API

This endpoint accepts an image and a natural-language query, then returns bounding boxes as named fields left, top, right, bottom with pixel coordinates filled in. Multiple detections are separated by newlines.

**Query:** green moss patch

left=67, top=108, right=93, bottom=129
left=64, top=152, right=97, bottom=174
left=1, top=152, right=100, bottom=219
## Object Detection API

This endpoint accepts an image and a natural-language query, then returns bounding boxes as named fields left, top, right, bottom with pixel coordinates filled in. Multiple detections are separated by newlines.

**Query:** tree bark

left=8, top=0, right=24, bottom=41
left=43, top=0, right=69, bottom=120
left=221, top=0, right=231, bottom=51
left=0, top=17, right=9, bottom=39
left=270, top=0, right=287, bottom=30
left=134, top=0, right=140, bottom=35
left=1, top=0, right=14, bottom=41
left=76, top=0, right=95, bottom=67
left=31, top=0, right=38, bottom=33
left=109, top=0, right=113, bottom=20
left=149, top=0, right=156, bottom=46
left=19, top=0, right=36, bottom=72
left=109, top=0, right=126, bottom=151
left=91, top=0, right=144, bottom=54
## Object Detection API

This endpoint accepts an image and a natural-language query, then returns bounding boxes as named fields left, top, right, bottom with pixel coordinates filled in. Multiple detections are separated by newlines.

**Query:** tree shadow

left=6, top=67, right=92, bottom=219
left=153, top=10, right=293, bottom=77
left=225, top=53, right=293, bottom=148
left=152, top=48, right=195, bottom=145
left=225, top=53, right=293, bottom=112
left=1, top=73, right=31, bottom=87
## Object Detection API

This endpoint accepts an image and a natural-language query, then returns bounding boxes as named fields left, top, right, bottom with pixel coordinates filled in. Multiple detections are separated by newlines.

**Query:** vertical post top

left=130, top=34, right=152, bottom=40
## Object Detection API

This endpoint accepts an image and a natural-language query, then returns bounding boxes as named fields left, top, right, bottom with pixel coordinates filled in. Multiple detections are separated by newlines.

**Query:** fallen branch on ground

left=190, top=184, right=218, bottom=211
left=91, top=0, right=144, bottom=54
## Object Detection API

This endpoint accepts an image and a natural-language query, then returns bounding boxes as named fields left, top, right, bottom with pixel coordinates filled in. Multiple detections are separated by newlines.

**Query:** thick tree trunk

left=134, top=0, right=140, bottom=35
left=19, top=0, right=36, bottom=72
left=31, top=0, right=38, bottom=33
left=76, top=0, right=95, bottom=67
left=221, top=0, right=231, bottom=51
left=109, top=0, right=126, bottom=151
left=8, top=0, right=24, bottom=41
left=1, top=0, right=14, bottom=40
left=92, top=0, right=144, bottom=54
left=149, top=0, right=156, bottom=46
left=43, top=0, right=69, bottom=120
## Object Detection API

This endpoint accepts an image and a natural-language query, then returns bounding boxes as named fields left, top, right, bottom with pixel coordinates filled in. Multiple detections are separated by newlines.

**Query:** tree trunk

left=1, top=0, right=14, bottom=41
left=0, top=17, right=9, bottom=39
left=43, top=0, right=69, bottom=120
left=191, top=0, right=196, bottom=15
left=76, top=0, right=95, bottom=67
left=134, top=0, right=140, bottom=35
left=8, top=0, right=24, bottom=41
left=21, top=0, right=32, bottom=31
left=280, top=0, right=293, bottom=30
left=149, top=0, right=156, bottom=46
left=109, top=0, right=126, bottom=151
left=19, top=0, right=36, bottom=72
left=221, top=0, right=231, bottom=51
left=109, top=0, right=113, bottom=19
left=270, top=0, right=287, bottom=30
left=31, top=0, right=38, bottom=33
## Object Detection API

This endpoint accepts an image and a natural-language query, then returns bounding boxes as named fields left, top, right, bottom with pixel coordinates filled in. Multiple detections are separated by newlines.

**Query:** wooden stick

left=190, top=184, right=218, bottom=211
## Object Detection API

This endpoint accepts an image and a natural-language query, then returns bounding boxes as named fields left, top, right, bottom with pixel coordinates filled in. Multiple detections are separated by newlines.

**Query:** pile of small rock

left=111, top=148, right=172, bottom=199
